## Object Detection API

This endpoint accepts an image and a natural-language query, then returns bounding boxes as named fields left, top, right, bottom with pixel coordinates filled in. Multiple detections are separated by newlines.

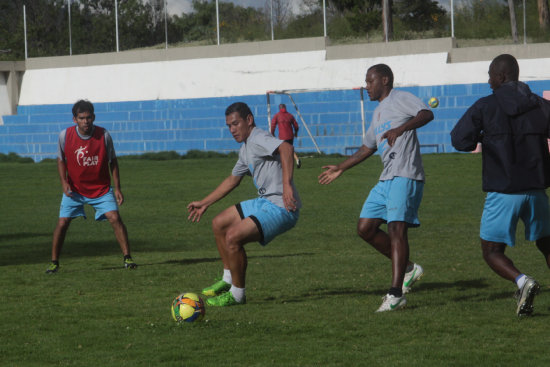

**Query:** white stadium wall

left=16, top=37, right=550, bottom=105
left=3, top=37, right=550, bottom=161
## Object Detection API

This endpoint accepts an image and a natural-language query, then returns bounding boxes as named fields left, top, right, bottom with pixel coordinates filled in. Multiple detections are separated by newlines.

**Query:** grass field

left=1, top=154, right=550, bottom=366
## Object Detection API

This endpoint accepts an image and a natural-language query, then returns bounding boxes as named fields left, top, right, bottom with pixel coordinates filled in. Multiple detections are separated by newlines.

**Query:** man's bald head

left=488, top=54, right=519, bottom=90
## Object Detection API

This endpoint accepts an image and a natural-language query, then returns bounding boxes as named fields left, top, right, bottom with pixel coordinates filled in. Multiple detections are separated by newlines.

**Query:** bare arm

left=318, top=145, right=376, bottom=185
left=382, top=109, right=434, bottom=147
left=57, top=158, right=72, bottom=196
left=278, top=142, right=298, bottom=211
left=187, top=174, right=244, bottom=222
left=110, top=157, right=124, bottom=205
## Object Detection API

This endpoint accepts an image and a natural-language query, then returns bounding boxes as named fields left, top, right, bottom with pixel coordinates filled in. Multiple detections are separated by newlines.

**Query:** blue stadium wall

left=2, top=80, right=550, bottom=162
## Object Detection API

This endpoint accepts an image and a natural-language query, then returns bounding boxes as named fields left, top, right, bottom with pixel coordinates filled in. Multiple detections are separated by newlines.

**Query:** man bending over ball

left=187, top=102, right=301, bottom=307
left=319, top=64, right=433, bottom=312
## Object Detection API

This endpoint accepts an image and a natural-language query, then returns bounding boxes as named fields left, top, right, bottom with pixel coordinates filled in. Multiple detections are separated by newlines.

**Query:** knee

left=57, top=217, right=72, bottom=230
left=481, top=240, right=505, bottom=262
left=105, top=211, right=123, bottom=225
left=212, top=215, right=225, bottom=233
left=357, top=221, right=377, bottom=241
left=224, top=227, right=243, bottom=253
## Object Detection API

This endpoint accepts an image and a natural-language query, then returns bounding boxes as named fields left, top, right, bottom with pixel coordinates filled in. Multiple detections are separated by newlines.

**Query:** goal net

left=266, top=87, right=367, bottom=155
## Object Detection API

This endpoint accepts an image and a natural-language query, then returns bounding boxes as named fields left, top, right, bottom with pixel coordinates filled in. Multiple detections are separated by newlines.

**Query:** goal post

left=266, top=87, right=367, bottom=155
left=266, top=90, right=321, bottom=153
left=356, top=87, right=367, bottom=139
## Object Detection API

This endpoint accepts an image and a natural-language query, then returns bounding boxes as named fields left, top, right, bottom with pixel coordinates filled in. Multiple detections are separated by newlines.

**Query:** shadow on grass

left=258, top=278, right=498, bottom=305
left=0, top=232, right=51, bottom=241
left=258, top=287, right=387, bottom=304
left=0, top=238, right=163, bottom=267
left=91, top=252, right=313, bottom=270
left=99, top=252, right=317, bottom=270
left=0, top=231, right=316, bottom=268
left=417, top=278, right=490, bottom=292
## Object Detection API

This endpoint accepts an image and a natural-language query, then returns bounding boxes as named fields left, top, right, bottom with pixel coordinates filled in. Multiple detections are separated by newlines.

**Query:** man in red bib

left=271, top=104, right=301, bottom=168
left=46, top=100, right=137, bottom=273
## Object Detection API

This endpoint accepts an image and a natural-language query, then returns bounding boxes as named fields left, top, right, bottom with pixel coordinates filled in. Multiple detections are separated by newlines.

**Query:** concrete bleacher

left=1, top=80, right=550, bottom=162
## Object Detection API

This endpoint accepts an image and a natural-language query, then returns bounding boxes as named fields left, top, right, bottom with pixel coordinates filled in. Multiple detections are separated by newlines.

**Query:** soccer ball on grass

left=171, top=292, right=205, bottom=323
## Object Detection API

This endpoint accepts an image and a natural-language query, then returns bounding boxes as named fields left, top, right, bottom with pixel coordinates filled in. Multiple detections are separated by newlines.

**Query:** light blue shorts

left=59, top=188, right=118, bottom=221
left=237, top=197, right=299, bottom=245
left=480, top=191, right=550, bottom=247
left=360, top=177, right=424, bottom=227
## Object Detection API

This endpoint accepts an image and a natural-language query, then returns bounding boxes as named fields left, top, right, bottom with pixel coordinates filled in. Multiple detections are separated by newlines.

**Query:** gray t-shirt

left=363, top=89, right=428, bottom=181
left=232, top=127, right=302, bottom=209
left=57, top=126, right=116, bottom=162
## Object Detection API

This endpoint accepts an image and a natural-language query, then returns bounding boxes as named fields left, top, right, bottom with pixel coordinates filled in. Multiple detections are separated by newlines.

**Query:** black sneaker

left=46, top=262, right=59, bottom=274
left=124, top=257, right=137, bottom=269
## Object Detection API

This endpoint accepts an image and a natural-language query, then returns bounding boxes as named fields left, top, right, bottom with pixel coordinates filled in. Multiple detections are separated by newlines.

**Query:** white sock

left=515, top=274, right=526, bottom=289
left=222, top=269, right=232, bottom=284
left=230, top=286, right=245, bottom=302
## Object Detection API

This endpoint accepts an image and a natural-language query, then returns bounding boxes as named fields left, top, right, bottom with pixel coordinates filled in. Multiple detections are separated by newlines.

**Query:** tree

left=0, top=1, right=30, bottom=60
left=281, top=7, right=324, bottom=39
left=328, top=0, right=382, bottom=37
left=172, top=0, right=266, bottom=45
left=264, top=0, right=292, bottom=32
left=537, top=0, right=550, bottom=30
left=394, top=0, right=446, bottom=32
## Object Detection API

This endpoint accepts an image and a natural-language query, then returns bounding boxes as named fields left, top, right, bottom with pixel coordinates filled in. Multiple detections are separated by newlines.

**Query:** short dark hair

left=225, top=102, right=253, bottom=120
left=72, top=99, right=94, bottom=117
left=490, top=54, right=519, bottom=81
left=279, top=104, right=286, bottom=109
left=368, top=64, right=394, bottom=88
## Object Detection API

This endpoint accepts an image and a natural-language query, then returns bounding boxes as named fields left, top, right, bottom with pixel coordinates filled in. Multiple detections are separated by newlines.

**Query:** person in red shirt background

left=271, top=104, right=301, bottom=168
left=46, top=100, right=137, bottom=273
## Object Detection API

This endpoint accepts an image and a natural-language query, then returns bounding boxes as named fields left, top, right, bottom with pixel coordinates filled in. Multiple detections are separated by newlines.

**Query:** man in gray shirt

left=188, top=102, right=301, bottom=307
left=319, top=64, right=433, bottom=312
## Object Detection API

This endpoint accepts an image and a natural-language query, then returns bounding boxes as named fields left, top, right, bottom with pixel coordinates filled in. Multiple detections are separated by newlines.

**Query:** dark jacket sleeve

left=451, top=102, right=483, bottom=152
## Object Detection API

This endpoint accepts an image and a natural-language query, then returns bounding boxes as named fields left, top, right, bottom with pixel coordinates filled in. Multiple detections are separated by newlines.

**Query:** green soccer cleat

left=206, top=291, right=245, bottom=307
left=124, top=257, right=137, bottom=269
left=45, top=262, right=59, bottom=274
left=202, top=279, right=231, bottom=297
left=402, top=263, right=424, bottom=294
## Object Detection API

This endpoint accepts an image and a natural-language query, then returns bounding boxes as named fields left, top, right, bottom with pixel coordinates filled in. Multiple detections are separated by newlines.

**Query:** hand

left=62, top=182, right=73, bottom=197
left=381, top=127, right=404, bottom=147
left=187, top=201, right=208, bottom=222
left=318, top=165, right=342, bottom=185
left=282, top=184, right=297, bottom=212
left=114, top=188, right=124, bottom=205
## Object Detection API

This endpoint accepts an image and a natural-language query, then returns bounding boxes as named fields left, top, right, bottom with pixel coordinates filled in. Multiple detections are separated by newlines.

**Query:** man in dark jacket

left=451, top=54, right=550, bottom=317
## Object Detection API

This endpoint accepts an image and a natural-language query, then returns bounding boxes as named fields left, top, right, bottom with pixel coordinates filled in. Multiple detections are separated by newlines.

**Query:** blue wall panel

left=2, top=80, right=550, bottom=161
